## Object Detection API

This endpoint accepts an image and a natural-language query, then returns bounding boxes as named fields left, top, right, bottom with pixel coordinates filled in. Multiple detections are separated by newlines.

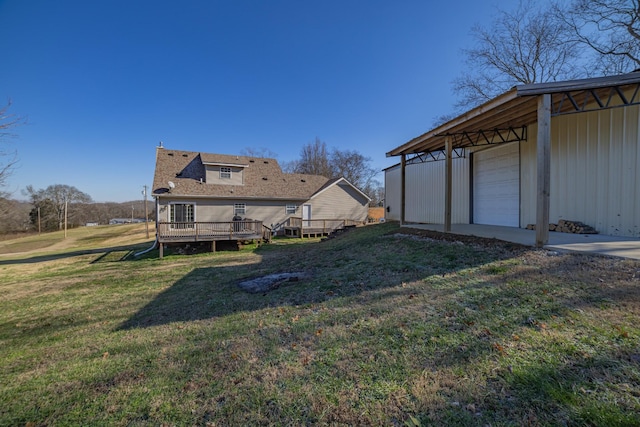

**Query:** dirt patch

left=392, top=227, right=530, bottom=252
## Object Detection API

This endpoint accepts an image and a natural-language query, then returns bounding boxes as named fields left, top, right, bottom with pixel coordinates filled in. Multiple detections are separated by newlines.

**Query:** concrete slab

left=403, top=223, right=640, bottom=261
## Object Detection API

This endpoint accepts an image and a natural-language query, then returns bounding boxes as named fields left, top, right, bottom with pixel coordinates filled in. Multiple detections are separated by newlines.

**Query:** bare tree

left=286, top=138, right=378, bottom=194
left=290, top=138, right=334, bottom=178
left=0, top=197, right=31, bottom=234
left=0, top=100, right=24, bottom=195
left=25, top=184, right=93, bottom=231
left=240, top=147, right=278, bottom=158
left=331, top=149, right=378, bottom=190
left=557, top=0, right=640, bottom=75
left=452, top=1, right=583, bottom=109
left=361, top=180, right=384, bottom=207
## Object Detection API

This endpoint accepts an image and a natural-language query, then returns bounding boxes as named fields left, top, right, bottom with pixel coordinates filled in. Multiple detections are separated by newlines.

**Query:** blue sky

left=1, top=0, right=515, bottom=202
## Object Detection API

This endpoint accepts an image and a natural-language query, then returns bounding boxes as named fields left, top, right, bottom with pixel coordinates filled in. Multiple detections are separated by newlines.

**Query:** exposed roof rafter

left=387, top=72, right=640, bottom=159
left=551, top=82, right=640, bottom=116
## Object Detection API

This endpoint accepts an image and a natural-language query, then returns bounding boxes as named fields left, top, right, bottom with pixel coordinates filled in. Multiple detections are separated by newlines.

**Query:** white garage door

left=473, top=143, right=520, bottom=227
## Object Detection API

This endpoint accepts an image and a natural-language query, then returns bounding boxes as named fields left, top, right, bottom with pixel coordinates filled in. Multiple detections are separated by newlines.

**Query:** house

left=385, top=72, right=640, bottom=246
left=151, top=147, right=370, bottom=255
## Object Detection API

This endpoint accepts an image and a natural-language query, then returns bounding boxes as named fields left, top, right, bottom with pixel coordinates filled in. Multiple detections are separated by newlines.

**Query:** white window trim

left=168, top=202, right=196, bottom=228
left=234, top=203, right=246, bottom=215
left=285, top=204, right=298, bottom=214
left=220, top=167, right=232, bottom=179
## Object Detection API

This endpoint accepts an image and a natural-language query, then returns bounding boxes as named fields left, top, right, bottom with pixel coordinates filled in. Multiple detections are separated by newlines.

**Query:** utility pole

left=142, top=185, right=149, bottom=239
left=64, top=199, right=68, bottom=239
left=37, top=207, right=41, bottom=234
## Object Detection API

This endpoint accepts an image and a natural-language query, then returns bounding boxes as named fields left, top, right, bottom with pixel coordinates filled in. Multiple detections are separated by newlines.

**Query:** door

left=473, top=143, right=520, bottom=227
left=302, top=204, right=311, bottom=227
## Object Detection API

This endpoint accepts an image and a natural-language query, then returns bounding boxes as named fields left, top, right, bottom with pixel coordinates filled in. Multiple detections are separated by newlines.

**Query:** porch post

left=536, top=93, right=551, bottom=247
left=401, top=154, right=406, bottom=225
left=444, top=136, right=452, bottom=232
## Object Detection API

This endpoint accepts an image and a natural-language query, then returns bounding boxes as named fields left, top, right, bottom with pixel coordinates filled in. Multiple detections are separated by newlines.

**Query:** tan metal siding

left=384, top=165, right=401, bottom=221
left=520, top=130, right=537, bottom=227
left=310, top=183, right=369, bottom=221
left=404, top=157, right=469, bottom=224
left=521, top=105, right=640, bottom=237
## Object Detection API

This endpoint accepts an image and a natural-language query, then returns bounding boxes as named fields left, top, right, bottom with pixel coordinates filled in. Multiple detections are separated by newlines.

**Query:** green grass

left=1, top=222, right=639, bottom=426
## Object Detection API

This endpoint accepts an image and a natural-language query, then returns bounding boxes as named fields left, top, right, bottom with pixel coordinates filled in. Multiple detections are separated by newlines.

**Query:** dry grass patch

left=1, top=222, right=639, bottom=426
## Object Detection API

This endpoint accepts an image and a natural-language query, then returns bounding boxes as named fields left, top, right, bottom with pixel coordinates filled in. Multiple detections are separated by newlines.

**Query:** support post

left=143, top=185, right=149, bottom=239
left=400, top=154, right=406, bottom=225
left=159, top=242, right=164, bottom=259
left=536, top=94, right=551, bottom=247
left=444, top=136, right=452, bottom=232
left=211, top=240, right=216, bottom=254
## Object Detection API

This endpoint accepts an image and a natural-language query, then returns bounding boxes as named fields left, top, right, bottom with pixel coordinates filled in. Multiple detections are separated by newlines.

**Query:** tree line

left=0, top=184, right=153, bottom=235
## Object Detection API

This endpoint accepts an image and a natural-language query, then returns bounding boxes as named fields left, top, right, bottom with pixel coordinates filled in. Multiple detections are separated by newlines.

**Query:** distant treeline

left=0, top=198, right=155, bottom=235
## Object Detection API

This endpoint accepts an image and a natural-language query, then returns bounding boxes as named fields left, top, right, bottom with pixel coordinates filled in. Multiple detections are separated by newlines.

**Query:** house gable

left=152, top=149, right=328, bottom=200
left=204, top=164, right=246, bottom=186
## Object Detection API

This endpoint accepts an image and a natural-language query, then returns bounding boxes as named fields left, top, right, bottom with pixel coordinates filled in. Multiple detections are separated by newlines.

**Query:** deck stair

left=320, top=224, right=357, bottom=242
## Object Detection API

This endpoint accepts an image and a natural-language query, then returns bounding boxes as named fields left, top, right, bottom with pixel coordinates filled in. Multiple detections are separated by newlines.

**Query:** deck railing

left=158, top=220, right=268, bottom=242
left=286, top=217, right=360, bottom=236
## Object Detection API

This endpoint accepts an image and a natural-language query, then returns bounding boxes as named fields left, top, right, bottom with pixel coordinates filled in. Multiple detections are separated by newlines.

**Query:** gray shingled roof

left=152, top=148, right=331, bottom=200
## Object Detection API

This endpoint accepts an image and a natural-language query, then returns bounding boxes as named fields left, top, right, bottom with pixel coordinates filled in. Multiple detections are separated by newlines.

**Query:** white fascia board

left=310, top=177, right=372, bottom=202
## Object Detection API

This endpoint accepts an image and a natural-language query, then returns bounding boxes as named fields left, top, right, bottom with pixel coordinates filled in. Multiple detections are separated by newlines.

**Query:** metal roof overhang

left=386, top=72, right=640, bottom=159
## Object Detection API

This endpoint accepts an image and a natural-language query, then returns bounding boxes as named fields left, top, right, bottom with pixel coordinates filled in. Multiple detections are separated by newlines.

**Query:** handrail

left=262, top=224, right=273, bottom=242
left=157, top=220, right=265, bottom=241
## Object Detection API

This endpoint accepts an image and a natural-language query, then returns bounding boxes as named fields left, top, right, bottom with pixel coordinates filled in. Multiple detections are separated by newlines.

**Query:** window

left=170, top=203, right=194, bottom=228
left=220, top=167, right=231, bottom=179
left=285, top=204, right=298, bottom=214
left=234, top=203, right=246, bottom=215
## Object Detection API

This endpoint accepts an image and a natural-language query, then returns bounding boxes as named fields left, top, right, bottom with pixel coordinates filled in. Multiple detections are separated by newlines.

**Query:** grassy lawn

left=1, top=222, right=639, bottom=426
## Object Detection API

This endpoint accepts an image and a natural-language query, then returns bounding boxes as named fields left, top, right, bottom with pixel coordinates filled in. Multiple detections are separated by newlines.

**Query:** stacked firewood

left=526, top=219, right=598, bottom=234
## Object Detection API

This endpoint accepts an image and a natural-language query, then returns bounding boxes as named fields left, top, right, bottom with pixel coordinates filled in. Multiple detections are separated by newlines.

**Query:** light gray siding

left=384, top=165, right=401, bottom=221
left=157, top=197, right=302, bottom=228
left=310, top=182, right=369, bottom=221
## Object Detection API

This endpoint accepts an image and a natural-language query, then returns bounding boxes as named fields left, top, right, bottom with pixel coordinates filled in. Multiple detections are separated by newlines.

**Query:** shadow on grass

left=117, top=224, right=523, bottom=330
left=0, top=242, right=151, bottom=265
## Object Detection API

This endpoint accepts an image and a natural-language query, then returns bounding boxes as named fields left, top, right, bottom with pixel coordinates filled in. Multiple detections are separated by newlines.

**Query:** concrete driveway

left=404, top=223, right=640, bottom=261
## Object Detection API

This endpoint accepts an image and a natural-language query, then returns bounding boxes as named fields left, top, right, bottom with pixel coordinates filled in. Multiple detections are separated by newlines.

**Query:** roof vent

left=182, top=154, right=188, bottom=157
left=168, top=153, right=174, bottom=156
left=263, top=160, right=269, bottom=164
left=301, top=179, right=306, bottom=183
left=249, top=159, right=255, bottom=163
left=262, top=177, right=268, bottom=180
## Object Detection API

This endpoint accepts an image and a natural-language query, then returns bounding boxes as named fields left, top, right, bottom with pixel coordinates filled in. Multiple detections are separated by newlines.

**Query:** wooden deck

left=156, top=218, right=362, bottom=258
left=282, top=218, right=360, bottom=238
left=157, top=220, right=271, bottom=258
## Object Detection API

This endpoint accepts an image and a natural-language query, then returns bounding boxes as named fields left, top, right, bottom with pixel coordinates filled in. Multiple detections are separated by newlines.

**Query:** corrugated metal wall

left=521, top=104, right=640, bottom=237
left=404, top=157, right=470, bottom=224
left=384, top=165, right=401, bottom=221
